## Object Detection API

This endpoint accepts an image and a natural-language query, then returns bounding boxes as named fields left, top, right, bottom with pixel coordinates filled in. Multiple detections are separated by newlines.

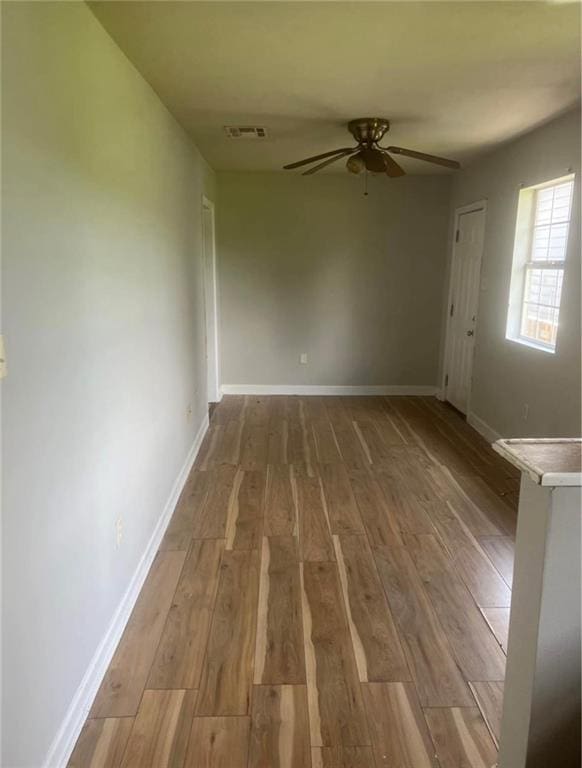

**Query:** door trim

left=441, top=200, right=487, bottom=413
left=202, top=194, right=221, bottom=403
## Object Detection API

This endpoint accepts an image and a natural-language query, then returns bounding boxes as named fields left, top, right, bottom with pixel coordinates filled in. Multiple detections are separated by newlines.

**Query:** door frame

left=202, top=194, right=221, bottom=403
left=441, top=199, right=487, bottom=413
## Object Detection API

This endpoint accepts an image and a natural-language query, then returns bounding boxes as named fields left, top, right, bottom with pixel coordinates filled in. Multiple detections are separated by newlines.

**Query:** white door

left=202, top=196, right=220, bottom=403
left=444, top=204, right=486, bottom=414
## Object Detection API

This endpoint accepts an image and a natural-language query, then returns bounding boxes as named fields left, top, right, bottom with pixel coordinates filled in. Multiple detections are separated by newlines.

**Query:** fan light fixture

left=283, top=117, right=460, bottom=194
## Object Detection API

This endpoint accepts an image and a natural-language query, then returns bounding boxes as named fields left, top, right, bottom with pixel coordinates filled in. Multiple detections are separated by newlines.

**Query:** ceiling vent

left=224, top=126, right=268, bottom=139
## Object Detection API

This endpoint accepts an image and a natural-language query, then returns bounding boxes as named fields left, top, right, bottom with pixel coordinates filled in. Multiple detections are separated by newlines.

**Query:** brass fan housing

left=347, top=118, right=390, bottom=146
left=282, top=118, right=460, bottom=176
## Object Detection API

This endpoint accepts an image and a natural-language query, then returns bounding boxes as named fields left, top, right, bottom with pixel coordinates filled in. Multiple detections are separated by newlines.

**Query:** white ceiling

left=90, top=1, right=581, bottom=174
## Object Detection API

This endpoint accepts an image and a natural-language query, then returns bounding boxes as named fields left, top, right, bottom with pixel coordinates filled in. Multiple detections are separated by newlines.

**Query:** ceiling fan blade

left=346, top=151, right=365, bottom=174
left=386, top=146, right=460, bottom=169
left=283, top=147, right=355, bottom=170
left=302, top=149, right=357, bottom=175
left=382, top=152, right=406, bottom=177
left=361, top=147, right=386, bottom=173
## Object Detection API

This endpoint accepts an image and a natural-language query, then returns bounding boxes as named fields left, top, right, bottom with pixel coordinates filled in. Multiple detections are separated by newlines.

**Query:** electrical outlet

left=522, top=403, right=529, bottom=421
left=115, top=518, right=123, bottom=548
left=186, top=404, right=193, bottom=421
left=0, top=335, right=6, bottom=379
left=300, top=353, right=308, bottom=365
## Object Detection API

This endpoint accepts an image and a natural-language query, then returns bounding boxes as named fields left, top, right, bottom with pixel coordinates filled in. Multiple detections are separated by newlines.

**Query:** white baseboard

left=220, top=384, right=438, bottom=396
left=467, top=411, right=502, bottom=444
left=43, top=414, right=209, bottom=768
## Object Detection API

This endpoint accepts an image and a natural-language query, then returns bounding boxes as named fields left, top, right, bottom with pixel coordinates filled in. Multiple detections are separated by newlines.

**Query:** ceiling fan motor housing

left=348, top=117, right=390, bottom=145
left=282, top=118, right=460, bottom=176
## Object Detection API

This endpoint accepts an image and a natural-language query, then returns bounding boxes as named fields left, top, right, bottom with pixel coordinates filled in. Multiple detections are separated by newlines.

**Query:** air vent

left=224, top=126, right=268, bottom=139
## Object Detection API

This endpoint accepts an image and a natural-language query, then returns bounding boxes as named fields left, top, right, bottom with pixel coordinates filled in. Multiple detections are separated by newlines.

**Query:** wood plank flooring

left=72, top=395, right=518, bottom=767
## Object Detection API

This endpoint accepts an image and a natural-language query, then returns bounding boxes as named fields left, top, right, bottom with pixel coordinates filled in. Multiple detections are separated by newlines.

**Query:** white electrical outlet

left=0, top=335, right=6, bottom=379
left=186, top=404, right=193, bottom=420
left=523, top=403, right=529, bottom=421
left=115, top=518, right=123, bottom=548
left=300, top=353, right=308, bottom=365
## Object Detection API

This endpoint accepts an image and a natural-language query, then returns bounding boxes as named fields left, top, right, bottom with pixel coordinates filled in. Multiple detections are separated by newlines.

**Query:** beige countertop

left=493, top=438, right=582, bottom=487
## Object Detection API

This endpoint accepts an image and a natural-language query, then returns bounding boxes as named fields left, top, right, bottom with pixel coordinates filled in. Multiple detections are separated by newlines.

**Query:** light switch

left=300, top=353, right=308, bottom=365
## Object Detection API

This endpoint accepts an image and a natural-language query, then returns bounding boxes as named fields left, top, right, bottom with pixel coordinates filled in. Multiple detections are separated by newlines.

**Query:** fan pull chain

left=364, top=169, right=369, bottom=197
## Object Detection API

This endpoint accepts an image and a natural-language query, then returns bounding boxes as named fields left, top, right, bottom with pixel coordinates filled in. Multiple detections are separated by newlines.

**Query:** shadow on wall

left=527, top=710, right=581, bottom=768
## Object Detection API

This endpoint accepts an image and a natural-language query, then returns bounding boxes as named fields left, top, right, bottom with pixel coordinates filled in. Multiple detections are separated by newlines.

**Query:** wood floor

left=69, top=395, right=519, bottom=768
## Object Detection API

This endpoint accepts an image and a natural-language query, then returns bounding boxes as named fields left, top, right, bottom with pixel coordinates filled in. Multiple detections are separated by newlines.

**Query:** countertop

left=493, top=438, right=582, bottom=487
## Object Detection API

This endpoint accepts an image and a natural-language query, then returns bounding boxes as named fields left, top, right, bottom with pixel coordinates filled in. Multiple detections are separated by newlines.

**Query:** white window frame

left=506, top=174, right=575, bottom=354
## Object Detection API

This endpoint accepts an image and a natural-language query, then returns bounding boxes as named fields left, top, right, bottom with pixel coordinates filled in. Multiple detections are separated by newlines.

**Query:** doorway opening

left=202, top=195, right=220, bottom=405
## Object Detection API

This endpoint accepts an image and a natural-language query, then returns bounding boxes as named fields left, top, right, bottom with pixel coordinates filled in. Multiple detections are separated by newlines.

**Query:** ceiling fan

left=283, top=118, right=460, bottom=177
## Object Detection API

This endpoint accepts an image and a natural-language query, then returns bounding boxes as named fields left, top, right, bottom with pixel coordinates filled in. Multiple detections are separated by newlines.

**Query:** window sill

left=506, top=334, right=556, bottom=355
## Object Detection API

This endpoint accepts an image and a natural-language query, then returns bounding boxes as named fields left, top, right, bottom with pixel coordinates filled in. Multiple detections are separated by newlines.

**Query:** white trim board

left=43, top=414, right=209, bottom=768
left=467, top=410, right=503, bottom=444
left=221, top=384, right=438, bottom=396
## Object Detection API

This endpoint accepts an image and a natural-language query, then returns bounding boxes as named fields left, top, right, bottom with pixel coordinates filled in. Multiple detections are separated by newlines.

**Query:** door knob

left=466, top=330, right=474, bottom=337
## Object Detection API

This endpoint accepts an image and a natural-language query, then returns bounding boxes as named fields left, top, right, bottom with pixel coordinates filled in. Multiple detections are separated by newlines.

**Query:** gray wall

left=447, top=108, right=581, bottom=438
left=1, top=3, right=214, bottom=765
left=217, top=172, right=452, bottom=387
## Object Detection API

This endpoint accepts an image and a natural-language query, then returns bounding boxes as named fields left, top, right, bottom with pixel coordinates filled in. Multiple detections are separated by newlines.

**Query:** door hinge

left=455, top=229, right=460, bottom=243
left=450, top=302, right=454, bottom=317
left=445, top=374, right=449, bottom=386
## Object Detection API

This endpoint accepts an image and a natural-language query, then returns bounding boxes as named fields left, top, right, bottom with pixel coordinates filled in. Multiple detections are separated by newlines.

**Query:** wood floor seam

left=71, top=395, right=517, bottom=768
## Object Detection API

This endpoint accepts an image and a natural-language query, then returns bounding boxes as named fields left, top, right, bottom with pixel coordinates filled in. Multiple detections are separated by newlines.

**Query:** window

left=506, top=175, right=575, bottom=352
